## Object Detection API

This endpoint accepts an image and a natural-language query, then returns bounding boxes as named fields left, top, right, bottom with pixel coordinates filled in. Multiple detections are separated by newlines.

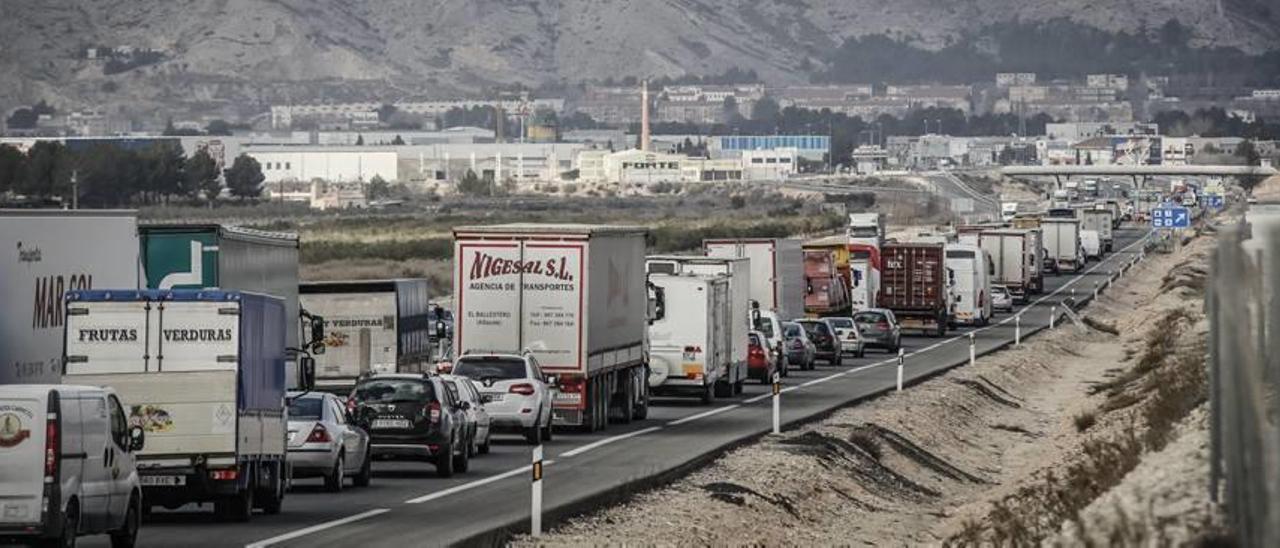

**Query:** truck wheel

left=700, top=383, right=714, bottom=405
left=353, top=447, right=373, bottom=487
left=216, top=489, right=253, bottom=523
left=324, top=454, right=345, bottom=492
left=713, top=380, right=733, bottom=398
left=632, top=380, right=649, bottom=421
left=260, top=471, right=285, bottom=514
left=734, top=378, right=745, bottom=395
left=435, top=438, right=456, bottom=478
left=109, top=497, right=140, bottom=548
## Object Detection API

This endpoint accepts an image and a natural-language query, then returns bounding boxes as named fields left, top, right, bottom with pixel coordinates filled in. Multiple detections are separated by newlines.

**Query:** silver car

left=441, top=375, right=493, bottom=456
left=287, top=391, right=372, bottom=492
left=990, top=285, right=1015, bottom=313
left=823, top=316, right=866, bottom=358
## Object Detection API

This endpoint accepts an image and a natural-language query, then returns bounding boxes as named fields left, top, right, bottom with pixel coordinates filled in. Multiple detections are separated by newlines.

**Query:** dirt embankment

left=517, top=232, right=1222, bottom=547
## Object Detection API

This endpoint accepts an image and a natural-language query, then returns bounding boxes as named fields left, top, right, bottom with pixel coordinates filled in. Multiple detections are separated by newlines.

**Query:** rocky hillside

left=1, top=0, right=1278, bottom=118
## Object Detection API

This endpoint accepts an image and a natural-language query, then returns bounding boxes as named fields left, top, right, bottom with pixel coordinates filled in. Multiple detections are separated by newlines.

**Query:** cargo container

left=1, top=210, right=141, bottom=385
left=703, top=238, right=804, bottom=320
left=802, top=250, right=851, bottom=317
left=1042, top=219, right=1084, bottom=273
left=645, top=255, right=750, bottom=396
left=645, top=273, right=733, bottom=404
left=62, top=289, right=299, bottom=520
left=299, top=279, right=435, bottom=391
left=1078, top=208, right=1115, bottom=252
left=977, top=229, right=1043, bottom=302
left=878, top=243, right=950, bottom=337
left=453, top=224, right=649, bottom=431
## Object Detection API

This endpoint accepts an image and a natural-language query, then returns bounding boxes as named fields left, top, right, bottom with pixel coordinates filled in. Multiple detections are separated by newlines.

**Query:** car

left=823, top=316, right=866, bottom=358
left=751, top=308, right=789, bottom=377
left=747, top=331, right=778, bottom=384
left=350, top=373, right=471, bottom=478
left=852, top=309, right=903, bottom=353
left=451, top=353, right=554, bottom=445
left=286, top=391, right=372, bottom=492
left=990, top=285, right=1015, bottom=313
left=440, top=375, right=493, bottom=456
left=0, top=385, right=146, bottom=548
left=795, top=319, right=842, bottom=366
left=782, top=322, right=818, bottom=370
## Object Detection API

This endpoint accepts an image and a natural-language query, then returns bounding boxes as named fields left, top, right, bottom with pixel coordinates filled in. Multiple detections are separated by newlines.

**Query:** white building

left=741, top=148, right=798, bottom=180
left=996, top=73, right=1037, bottom=87
left=246, top=148, right=399, bottom=183
left=1086, top=74, right=1129, bottom=91
left=1252, top=89, right=1280, bottom=100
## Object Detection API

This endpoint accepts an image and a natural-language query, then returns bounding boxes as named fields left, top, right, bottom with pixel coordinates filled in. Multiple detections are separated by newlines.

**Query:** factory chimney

left=640, top=79, right=651, bottom=152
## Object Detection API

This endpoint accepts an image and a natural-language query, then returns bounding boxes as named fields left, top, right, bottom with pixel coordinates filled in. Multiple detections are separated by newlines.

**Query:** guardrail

left=1207, top=220, right=1280, bottom=547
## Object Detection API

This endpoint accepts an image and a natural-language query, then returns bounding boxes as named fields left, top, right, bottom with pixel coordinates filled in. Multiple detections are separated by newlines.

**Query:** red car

left=748, top=331, right=777, bottom=384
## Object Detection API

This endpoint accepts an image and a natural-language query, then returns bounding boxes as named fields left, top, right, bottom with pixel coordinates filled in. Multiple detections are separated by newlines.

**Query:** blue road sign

left=1151, top=206, right=1191, bottom=228
left=1206, top=195, right=1225, bottom=209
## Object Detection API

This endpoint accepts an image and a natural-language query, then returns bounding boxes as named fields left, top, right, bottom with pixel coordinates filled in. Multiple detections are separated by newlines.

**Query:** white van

left=1081, top=230, right=1102, bottom=261
left=0, top=385, right=145, bottom=547
left=945, top=244, right=994, bottom=327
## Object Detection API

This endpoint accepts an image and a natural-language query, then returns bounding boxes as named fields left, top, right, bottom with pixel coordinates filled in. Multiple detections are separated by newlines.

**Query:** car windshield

left=453, top=358, right=527, bottom=382
left=288, top=397, right=324, bottom=420
left=755, top=318, right=775, bottom=338
left=783, top=324, right=802, bottom=337
left=749, top=334, right=761, bottom=346
left=799, top=322, right=827, bottom=336
left=853, top=312, right=886, bottom=326
left=354, top=379, right=434, bottom=403
left=827, top=318, right=854, bottom=329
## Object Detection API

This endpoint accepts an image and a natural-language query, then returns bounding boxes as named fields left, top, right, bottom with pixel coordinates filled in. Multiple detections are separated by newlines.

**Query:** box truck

left=299, top=279, right=435, bottom=391
left=453, top=224, right=649, bottom=432
left=846, top=213, right=886, bottom=248
left=1042, top=219, right=1084, bottom=273
left=977, top=230, right=1042, bottom=302
left=848, top=243, right=881, bottom=312
left=1078, top=208, right=1115, bottom=252
left=945, top=244, right=993, bottom=326
left=62, top=289, right=309, bottom=521
left=1, top=210, right=141, bottom=385
left=645, top=255, right=750, bottom=396
left=802, top=250, right=852, bottom=317
left=645, top=273, right=733, bottom=404
left=703, top=238, right=804, bottom=320
left=878, top=243, right=950, bottom=337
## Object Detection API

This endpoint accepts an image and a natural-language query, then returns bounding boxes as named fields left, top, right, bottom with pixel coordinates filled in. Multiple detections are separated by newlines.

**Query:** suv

left=795, top=319, right=843, bottom=366
left=350, top=373, right=471, bottom=478
left=451, top=353, right=555, bottom=445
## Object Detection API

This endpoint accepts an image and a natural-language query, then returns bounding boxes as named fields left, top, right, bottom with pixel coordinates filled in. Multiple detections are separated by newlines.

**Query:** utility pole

left=70, top=170, right=78, bottom=210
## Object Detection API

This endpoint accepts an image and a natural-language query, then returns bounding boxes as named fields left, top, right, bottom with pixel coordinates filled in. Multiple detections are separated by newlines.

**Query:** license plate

left=372, top=418, right=411, bottom=429
left=140, top=475, right=186, bottom=487
left=483, top=393, right=504, bottom=402
left=554, top=391, right=581, bottom=403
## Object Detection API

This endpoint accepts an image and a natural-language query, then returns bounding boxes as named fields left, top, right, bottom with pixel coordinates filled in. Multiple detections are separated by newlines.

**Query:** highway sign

left=1206, top=195, right=1225, bottom=209
left=1151, top=206, right=1191, bottom=228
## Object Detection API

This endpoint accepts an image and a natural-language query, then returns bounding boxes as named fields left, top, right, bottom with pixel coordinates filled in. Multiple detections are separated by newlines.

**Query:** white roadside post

left=771, top=371, right=781, bottom=435
left=1050, top=306, right=1057, bottom=329
left=1093, top=281, right=1099, bottom=300
left=968, top=332, right=976, bottom=367
left=1015, top=314, right=1021, bottom=346
left=896, top=348, right=905, bottom=392
left=531, top=445, right=544, bottom=537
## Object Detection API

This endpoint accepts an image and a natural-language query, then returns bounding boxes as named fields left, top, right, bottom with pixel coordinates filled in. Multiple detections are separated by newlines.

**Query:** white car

left=286, top=392, right=371, bottom=492
left=823, top=316, right=866, bottom=358
left=0, top=385, right=145, bottom=548
left=440, top=375, right=493, bottom=456
left=452, top=353, right=555, bottom=445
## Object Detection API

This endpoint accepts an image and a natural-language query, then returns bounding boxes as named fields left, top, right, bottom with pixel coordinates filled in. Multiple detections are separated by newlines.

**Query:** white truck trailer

left=945, top=244, right=994, bottom=326
left=702, top=238, right=804, bottom=320
left=1, top=210, right=141, bottom=385
left=645, top=256, right=750, bottom=397
left=453, top=224, right=649, bottom=432
left=645, top=273, right=733, bottom=404
left=1042, top=218, right=1084, bottom=273
left=977, top=229, right=1042, bottom=302
left=1078, top=208, right=1115, bottom=252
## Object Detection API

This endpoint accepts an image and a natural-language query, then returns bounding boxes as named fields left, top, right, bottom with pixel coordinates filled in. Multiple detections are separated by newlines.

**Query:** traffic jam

left=0, top=193, right=1153, bottom=547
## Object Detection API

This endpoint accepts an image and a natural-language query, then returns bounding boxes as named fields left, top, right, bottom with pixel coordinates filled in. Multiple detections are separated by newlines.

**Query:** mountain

left=1, top=0, right=1278, bottom=121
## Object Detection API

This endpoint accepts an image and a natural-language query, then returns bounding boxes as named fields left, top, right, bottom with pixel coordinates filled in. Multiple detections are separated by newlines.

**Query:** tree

left=355, top=134, right=365, bottom=146
left=750, top=97, right=781, bottom=128
left=722, top=96, right=741, bottom=123
left=5, top=108, right=38, bottom=130
left=140, top=141, right=186, bottom=203
left=77, top=144, right=138, bottom=208
left=21, top=141, right=72, bottom=199
left=205, top=119, right=233, bottom=136
left=186, top=149, right=221, bottom=202
left=391, top=135, right=405, bottom=146
left=1236, top=139, right=1261, bottom=166
left=0, top=144, right=25, bottom=193
left=456, top=169, right=489, bottom=196
left=367, top=175, right=391, bottom=200
left=224, top=154, right=265, bottom=199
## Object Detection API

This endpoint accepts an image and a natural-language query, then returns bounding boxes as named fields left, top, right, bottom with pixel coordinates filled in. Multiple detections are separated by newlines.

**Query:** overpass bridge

left=1001, top=164, right=1277, bottom=188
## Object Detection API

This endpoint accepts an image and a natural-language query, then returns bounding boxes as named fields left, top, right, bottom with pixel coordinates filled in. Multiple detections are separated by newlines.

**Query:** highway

left=923, top=170, right=1001, bottom=223
left=81, top=227, right=1151, bottom=548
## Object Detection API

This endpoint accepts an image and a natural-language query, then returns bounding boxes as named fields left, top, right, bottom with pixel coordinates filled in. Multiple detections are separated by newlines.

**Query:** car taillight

left=427, top=401, right=442, bottom=424
left=877, top=321, right=890, bottom=330
left=847, top=332, right=858, bottom=340
left=44, top=413, right=59, bottom=481
left=749, top=347, right=765, bottom=358
left=306, top=424, right=331, bottom=443
left=509, top=383, right=536, bottom=396
left=210, top=469, right=238, bottom=481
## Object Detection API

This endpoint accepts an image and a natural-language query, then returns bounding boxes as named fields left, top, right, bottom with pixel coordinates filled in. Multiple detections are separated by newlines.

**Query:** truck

left=1077, top=208, right=1115, bottom=252
left=644, top=273, right=733, bottom=404
left=453, top=224, right=649, bottom=432
left=945, top=244, right=993, bottom=326
left=703, top=238, right=804, bottom=320
left=62, top=289, right=308, bottom=520
left=977, top=229, right=1043, bottom=302
left=645, top=255, right=750, bottom=397
left=802, top=250, right=852, bottom=317
left=1001, top=202, right=1019, bottom=223
left=1012, top=214, right=1043, bottom=230
left=1042, top=218, right=1084, bottom=273
left=847, top=243, right=881, bottom=312
left=846, top=213, right=886, bottom=248
left=878, top=243, right=950, bottom=337
left=1, top=210, right=141, bottom=386
left=299, top=279, right=435, bottom=391
left=139, top=225, right=318, bottom=387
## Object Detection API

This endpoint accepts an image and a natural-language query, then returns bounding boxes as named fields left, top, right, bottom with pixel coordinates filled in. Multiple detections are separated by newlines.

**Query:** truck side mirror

left=650, top=287, right=666, bottom=322
left=299, top=356, right=317, bottom=391
left=308, top=315, right=326, bottom=356
left=128, top=426, right=145, bottom=452
left=435, top=321, right=448, bottom=339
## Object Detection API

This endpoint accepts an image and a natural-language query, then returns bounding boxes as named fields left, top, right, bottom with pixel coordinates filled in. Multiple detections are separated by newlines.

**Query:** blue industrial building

left=713, top=135, right=830, bottom=160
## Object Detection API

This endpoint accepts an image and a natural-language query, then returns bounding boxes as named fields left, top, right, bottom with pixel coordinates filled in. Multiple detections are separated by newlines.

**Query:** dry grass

left=1073, top=411, right=1097, bottom=433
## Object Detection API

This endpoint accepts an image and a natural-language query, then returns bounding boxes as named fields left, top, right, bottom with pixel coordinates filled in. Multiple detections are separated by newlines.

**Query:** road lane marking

left=245, top=508, right=390, bottom=548
left=560, top=426, right=664, bottom=457
left=667, top=404, right=741, bottom=425
left=405, top=463, right=538, bottom=504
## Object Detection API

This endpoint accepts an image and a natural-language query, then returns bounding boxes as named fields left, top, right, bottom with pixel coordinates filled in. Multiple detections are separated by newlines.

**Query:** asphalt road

left=923, top=170, right=1001, bottom=223
left=78, top=227, right=1151, bottom=548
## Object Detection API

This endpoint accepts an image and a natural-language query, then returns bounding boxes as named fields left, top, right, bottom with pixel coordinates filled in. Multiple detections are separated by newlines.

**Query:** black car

left=795, top=319, right=842, bottom=366
left=350, top=373, right=472, bottom=477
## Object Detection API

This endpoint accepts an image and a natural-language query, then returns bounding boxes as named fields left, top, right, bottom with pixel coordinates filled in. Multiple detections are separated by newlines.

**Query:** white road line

left=667, top=404, right=741, bottom=425
left=405, top=464, right=530, bottom=504
left=244, top=508, right=390, bottom=548
left=743, top=393, right=770, bottom=403
left=560, top=426, right=664, bottom=457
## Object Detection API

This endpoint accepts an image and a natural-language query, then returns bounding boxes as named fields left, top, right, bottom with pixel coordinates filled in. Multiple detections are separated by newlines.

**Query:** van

left=0, top=385, right=145, bottom=547
left=1080, top=230, right=1102, bottom=261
